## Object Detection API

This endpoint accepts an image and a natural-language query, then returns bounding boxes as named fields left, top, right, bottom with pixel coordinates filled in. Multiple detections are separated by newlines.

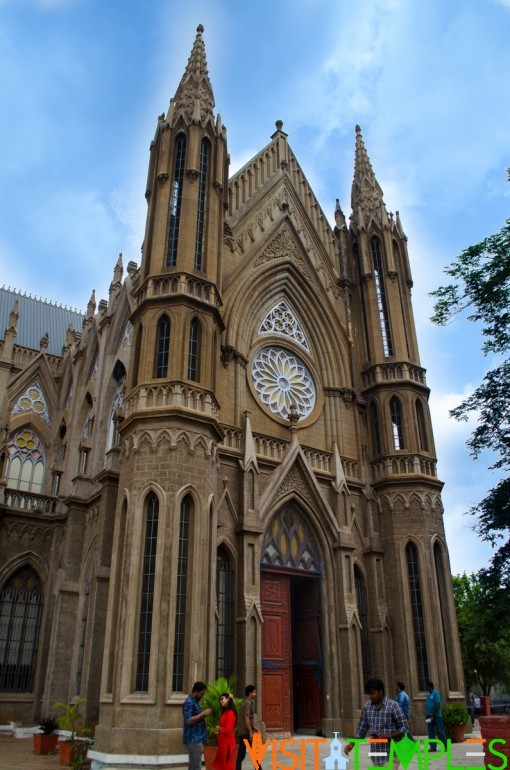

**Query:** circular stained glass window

left=252, top=347, right=316, bottom=421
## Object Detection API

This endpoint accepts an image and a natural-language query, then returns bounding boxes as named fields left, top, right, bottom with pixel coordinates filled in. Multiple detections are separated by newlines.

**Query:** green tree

left=431, top=173, right=510, bottom=582
left=452, top=571, right=510, bottom=696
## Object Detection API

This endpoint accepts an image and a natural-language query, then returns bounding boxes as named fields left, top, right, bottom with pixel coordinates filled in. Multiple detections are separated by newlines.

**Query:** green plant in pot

left=442, top=702, right=469, bottom=742
left=53, top=698, right=91, bottom=767
left=201, top=677, right=243, bottom=746
left=33, top=715, right=59, bottom=754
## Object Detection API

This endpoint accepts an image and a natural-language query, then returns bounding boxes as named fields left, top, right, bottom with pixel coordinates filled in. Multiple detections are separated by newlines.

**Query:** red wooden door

left=293, top=578, right=322, bottom=732
left=261, top=572, right=292, bottom=732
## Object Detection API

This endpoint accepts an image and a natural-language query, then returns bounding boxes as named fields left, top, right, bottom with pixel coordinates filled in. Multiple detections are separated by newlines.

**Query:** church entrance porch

left=261, top=570, right=322, bottom=735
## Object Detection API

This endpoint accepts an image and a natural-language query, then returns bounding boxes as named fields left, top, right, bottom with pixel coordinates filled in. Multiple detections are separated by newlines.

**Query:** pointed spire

left=6, top=300, right=19, bottom=337
left=331, top=443, right=349, bottom=494
left=334, top=199, right=347, bottom=230
left=240, top=411, right=259, bottom=473
left=350, top=125, right=388, bottom=231
left=86, top=289, right=96, bottom=319
left=172, top=24, right=215, bottom=126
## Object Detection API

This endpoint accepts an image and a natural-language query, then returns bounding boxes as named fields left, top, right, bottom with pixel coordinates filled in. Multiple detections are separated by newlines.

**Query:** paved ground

left=0, top=729, right=488, bottom=770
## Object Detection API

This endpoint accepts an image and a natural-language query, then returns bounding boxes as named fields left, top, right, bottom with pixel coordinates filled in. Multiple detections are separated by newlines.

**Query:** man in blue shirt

left=395, top=682, right=415, bottom=741
left=183, top=682, right=213, bottom=770
left=425, top=680, right=447, bottom=750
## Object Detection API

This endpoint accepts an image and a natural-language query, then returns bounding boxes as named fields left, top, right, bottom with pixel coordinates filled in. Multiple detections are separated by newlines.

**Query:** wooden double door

left=261, top=571, right=322, bottom=734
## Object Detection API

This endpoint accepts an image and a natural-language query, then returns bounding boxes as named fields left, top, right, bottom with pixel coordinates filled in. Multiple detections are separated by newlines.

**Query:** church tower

left=95, top=26, right=228, bottom=755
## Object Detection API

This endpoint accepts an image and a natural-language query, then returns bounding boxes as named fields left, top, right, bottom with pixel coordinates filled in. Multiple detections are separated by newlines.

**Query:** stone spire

left=171, top=24, right=215, bottom=126
left=350, top=125, right=388, bottom=231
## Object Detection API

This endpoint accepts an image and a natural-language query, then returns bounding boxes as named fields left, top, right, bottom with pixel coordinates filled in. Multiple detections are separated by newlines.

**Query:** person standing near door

left=235, top=685, right=260, bottom=770
left=395, top=682, right=416, bottom=741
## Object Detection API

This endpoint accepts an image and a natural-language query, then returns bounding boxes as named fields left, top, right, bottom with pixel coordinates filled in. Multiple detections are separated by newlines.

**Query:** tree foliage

left=431, top=173, right=510, bottom=581
left=452, top=572, right=510, bottom=695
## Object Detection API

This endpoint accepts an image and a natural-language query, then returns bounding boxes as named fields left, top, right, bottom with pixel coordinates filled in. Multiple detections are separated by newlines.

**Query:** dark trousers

left=235, top=735, right=262, bottom=770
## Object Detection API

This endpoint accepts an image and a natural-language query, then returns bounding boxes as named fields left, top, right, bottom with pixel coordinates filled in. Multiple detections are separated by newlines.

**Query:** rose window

left=252, top=347, right=316, bottom=420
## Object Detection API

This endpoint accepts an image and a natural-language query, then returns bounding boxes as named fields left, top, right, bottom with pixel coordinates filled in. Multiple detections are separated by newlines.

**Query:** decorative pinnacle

left=351, top=123, right=386, bottom=229
left=172, top=24, right=215, bottom=123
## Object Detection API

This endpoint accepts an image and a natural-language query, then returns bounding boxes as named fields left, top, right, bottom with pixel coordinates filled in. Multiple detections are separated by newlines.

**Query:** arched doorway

left=260, top=505, right=323, bottom=734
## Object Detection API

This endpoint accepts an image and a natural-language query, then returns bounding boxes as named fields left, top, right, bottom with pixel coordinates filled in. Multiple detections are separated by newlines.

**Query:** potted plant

left=442, top=702, right=470, bottom=743
left=33, top=715, right=59, bottom=754
left=53, top=698, right=90, bottom=767
left=201, top=677, right=243, bottom=770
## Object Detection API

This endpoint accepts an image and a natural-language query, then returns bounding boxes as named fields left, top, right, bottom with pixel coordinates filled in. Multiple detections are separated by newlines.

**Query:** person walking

left=395, top=682, right=416, bottom=741
left=235, top=685, right=259, bottom=770
left=425, top=680, right=447, bottom=750
left=213, top=693, right=238, bottom=770
left=183, top=682, right=213, bottom=770
left=344, top=678, right=407, bottom=766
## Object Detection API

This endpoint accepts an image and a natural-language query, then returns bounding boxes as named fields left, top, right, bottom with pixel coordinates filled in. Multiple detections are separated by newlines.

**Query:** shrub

left=201, top=677, right=243, bottom=745
left=442, top=702, right=470, bottom=738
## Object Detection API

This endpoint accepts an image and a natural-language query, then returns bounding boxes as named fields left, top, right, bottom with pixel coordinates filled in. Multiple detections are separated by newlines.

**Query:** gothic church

left=0, top=25, right=463, bottom=764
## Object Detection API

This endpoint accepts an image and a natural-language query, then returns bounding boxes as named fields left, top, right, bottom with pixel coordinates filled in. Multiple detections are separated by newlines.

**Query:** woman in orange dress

left=213, top=693, right=237, bottom=770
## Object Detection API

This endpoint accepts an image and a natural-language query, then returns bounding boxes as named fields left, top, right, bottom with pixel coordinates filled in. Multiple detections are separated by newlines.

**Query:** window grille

left=370, top=402, right=382, bottom=455
left=216, top=550, right=234, bottom=679
left=0, top=568, right=43, bottom=692
left=416, top=400, right=429, bottom=452
left=136, top=494, right=159, bottom=692
left=355, top=568, right=371, bottom=679
left=173, top=496, right=190, bottom=691
left=194, top=139, right=209, bottom=270
left=354, top=243, right=371, bottom=359
left=167, top=135, right=186, bottom=267
left=371, top=237, right=394, bottom=357
left=406, top=543, right=429, bottom=690
left=75, top=582, right=90, bottom=695
left=390, top=397, right=405, bottom=450
left=187, top=319, right=200, bottom=382
left=155, top=316, right=171, bottom=379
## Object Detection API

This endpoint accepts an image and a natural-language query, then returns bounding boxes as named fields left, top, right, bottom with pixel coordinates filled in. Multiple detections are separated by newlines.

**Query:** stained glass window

left=252, top=347, right=315, bottom=420
left=12, top=382, right=50, bottom=425
left=6, top=430, right=45, bottom=493
left=261, top=507, right=321, bottom=574
left=259, top=301, right=310, bottom=352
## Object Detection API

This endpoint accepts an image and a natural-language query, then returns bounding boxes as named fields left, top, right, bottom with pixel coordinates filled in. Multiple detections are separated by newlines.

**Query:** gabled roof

left=0, top=287, right=84, bottom=357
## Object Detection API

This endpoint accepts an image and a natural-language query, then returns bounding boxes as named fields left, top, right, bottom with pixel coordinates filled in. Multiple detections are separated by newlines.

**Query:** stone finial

left=6, top=300, right=19, bottom=336
left=86, top=289, right=96, bottom=318
left=288, top=403, right=300, bottom=442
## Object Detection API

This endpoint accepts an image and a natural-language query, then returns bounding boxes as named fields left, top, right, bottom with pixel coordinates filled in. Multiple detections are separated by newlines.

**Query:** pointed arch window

left=187, top=318, right=200, bottom=382
left=0, top=567, right=43, bottom=692
left=136, top=493, right=159, bottom=692
left=354, top=243, right=371, bottom=359
left=106, top=364, right=126, bottom=453
left=6, top=430, right=45, bottom=493
left=155, top=315, right=170, bottom=379
left=75, top=581, right=90, bottom=695
left=369, top=401, right=382, bottom=455
left=216, top=548, right=234, bottom=679
left=173, top=495, right=191, bottom=691
left=406, top=542, right=429, bottom=690
left=354, top=567, right=371, bottom=680
left=390, top=397, right=405, bottom=450
left=194, top=138, right=209, bottom=270
left=371, top=236, right=394, bottom=357
left=416, top=399, right=429, bottom=452
left=167, top=134, right=187, bottom=267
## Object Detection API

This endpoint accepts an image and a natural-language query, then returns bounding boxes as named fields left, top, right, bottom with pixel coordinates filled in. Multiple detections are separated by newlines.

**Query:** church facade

left=0, top=25, right=463, bottom=758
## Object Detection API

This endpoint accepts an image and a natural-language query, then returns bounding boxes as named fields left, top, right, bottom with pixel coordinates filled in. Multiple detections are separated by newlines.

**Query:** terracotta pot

left=450, top=724, right=466, bottom=743
left=479, top=715, right=510, bottom=768
left=204, top=744, right=218, bottom=770
left=33, top=733, right=59, bottom=754
left=58, top=740, right=88, bottom=767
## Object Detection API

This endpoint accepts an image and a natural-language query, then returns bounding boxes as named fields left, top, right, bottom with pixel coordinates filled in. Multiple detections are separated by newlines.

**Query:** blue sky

left=1, top=0, right=509, bottom=575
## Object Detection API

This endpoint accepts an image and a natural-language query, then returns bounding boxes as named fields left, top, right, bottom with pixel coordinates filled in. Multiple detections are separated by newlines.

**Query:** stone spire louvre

left=171, top=24, right=215, bottom=125
left=350, top=124, right=388, bottom=231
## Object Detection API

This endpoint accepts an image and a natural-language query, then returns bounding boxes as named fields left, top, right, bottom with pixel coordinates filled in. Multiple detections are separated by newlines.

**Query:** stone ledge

left=88, top=750, right=189, bottom=770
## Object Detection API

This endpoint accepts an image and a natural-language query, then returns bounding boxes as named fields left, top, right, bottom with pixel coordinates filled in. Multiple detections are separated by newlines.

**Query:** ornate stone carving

left=254, top=226, right=310, bottom=279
